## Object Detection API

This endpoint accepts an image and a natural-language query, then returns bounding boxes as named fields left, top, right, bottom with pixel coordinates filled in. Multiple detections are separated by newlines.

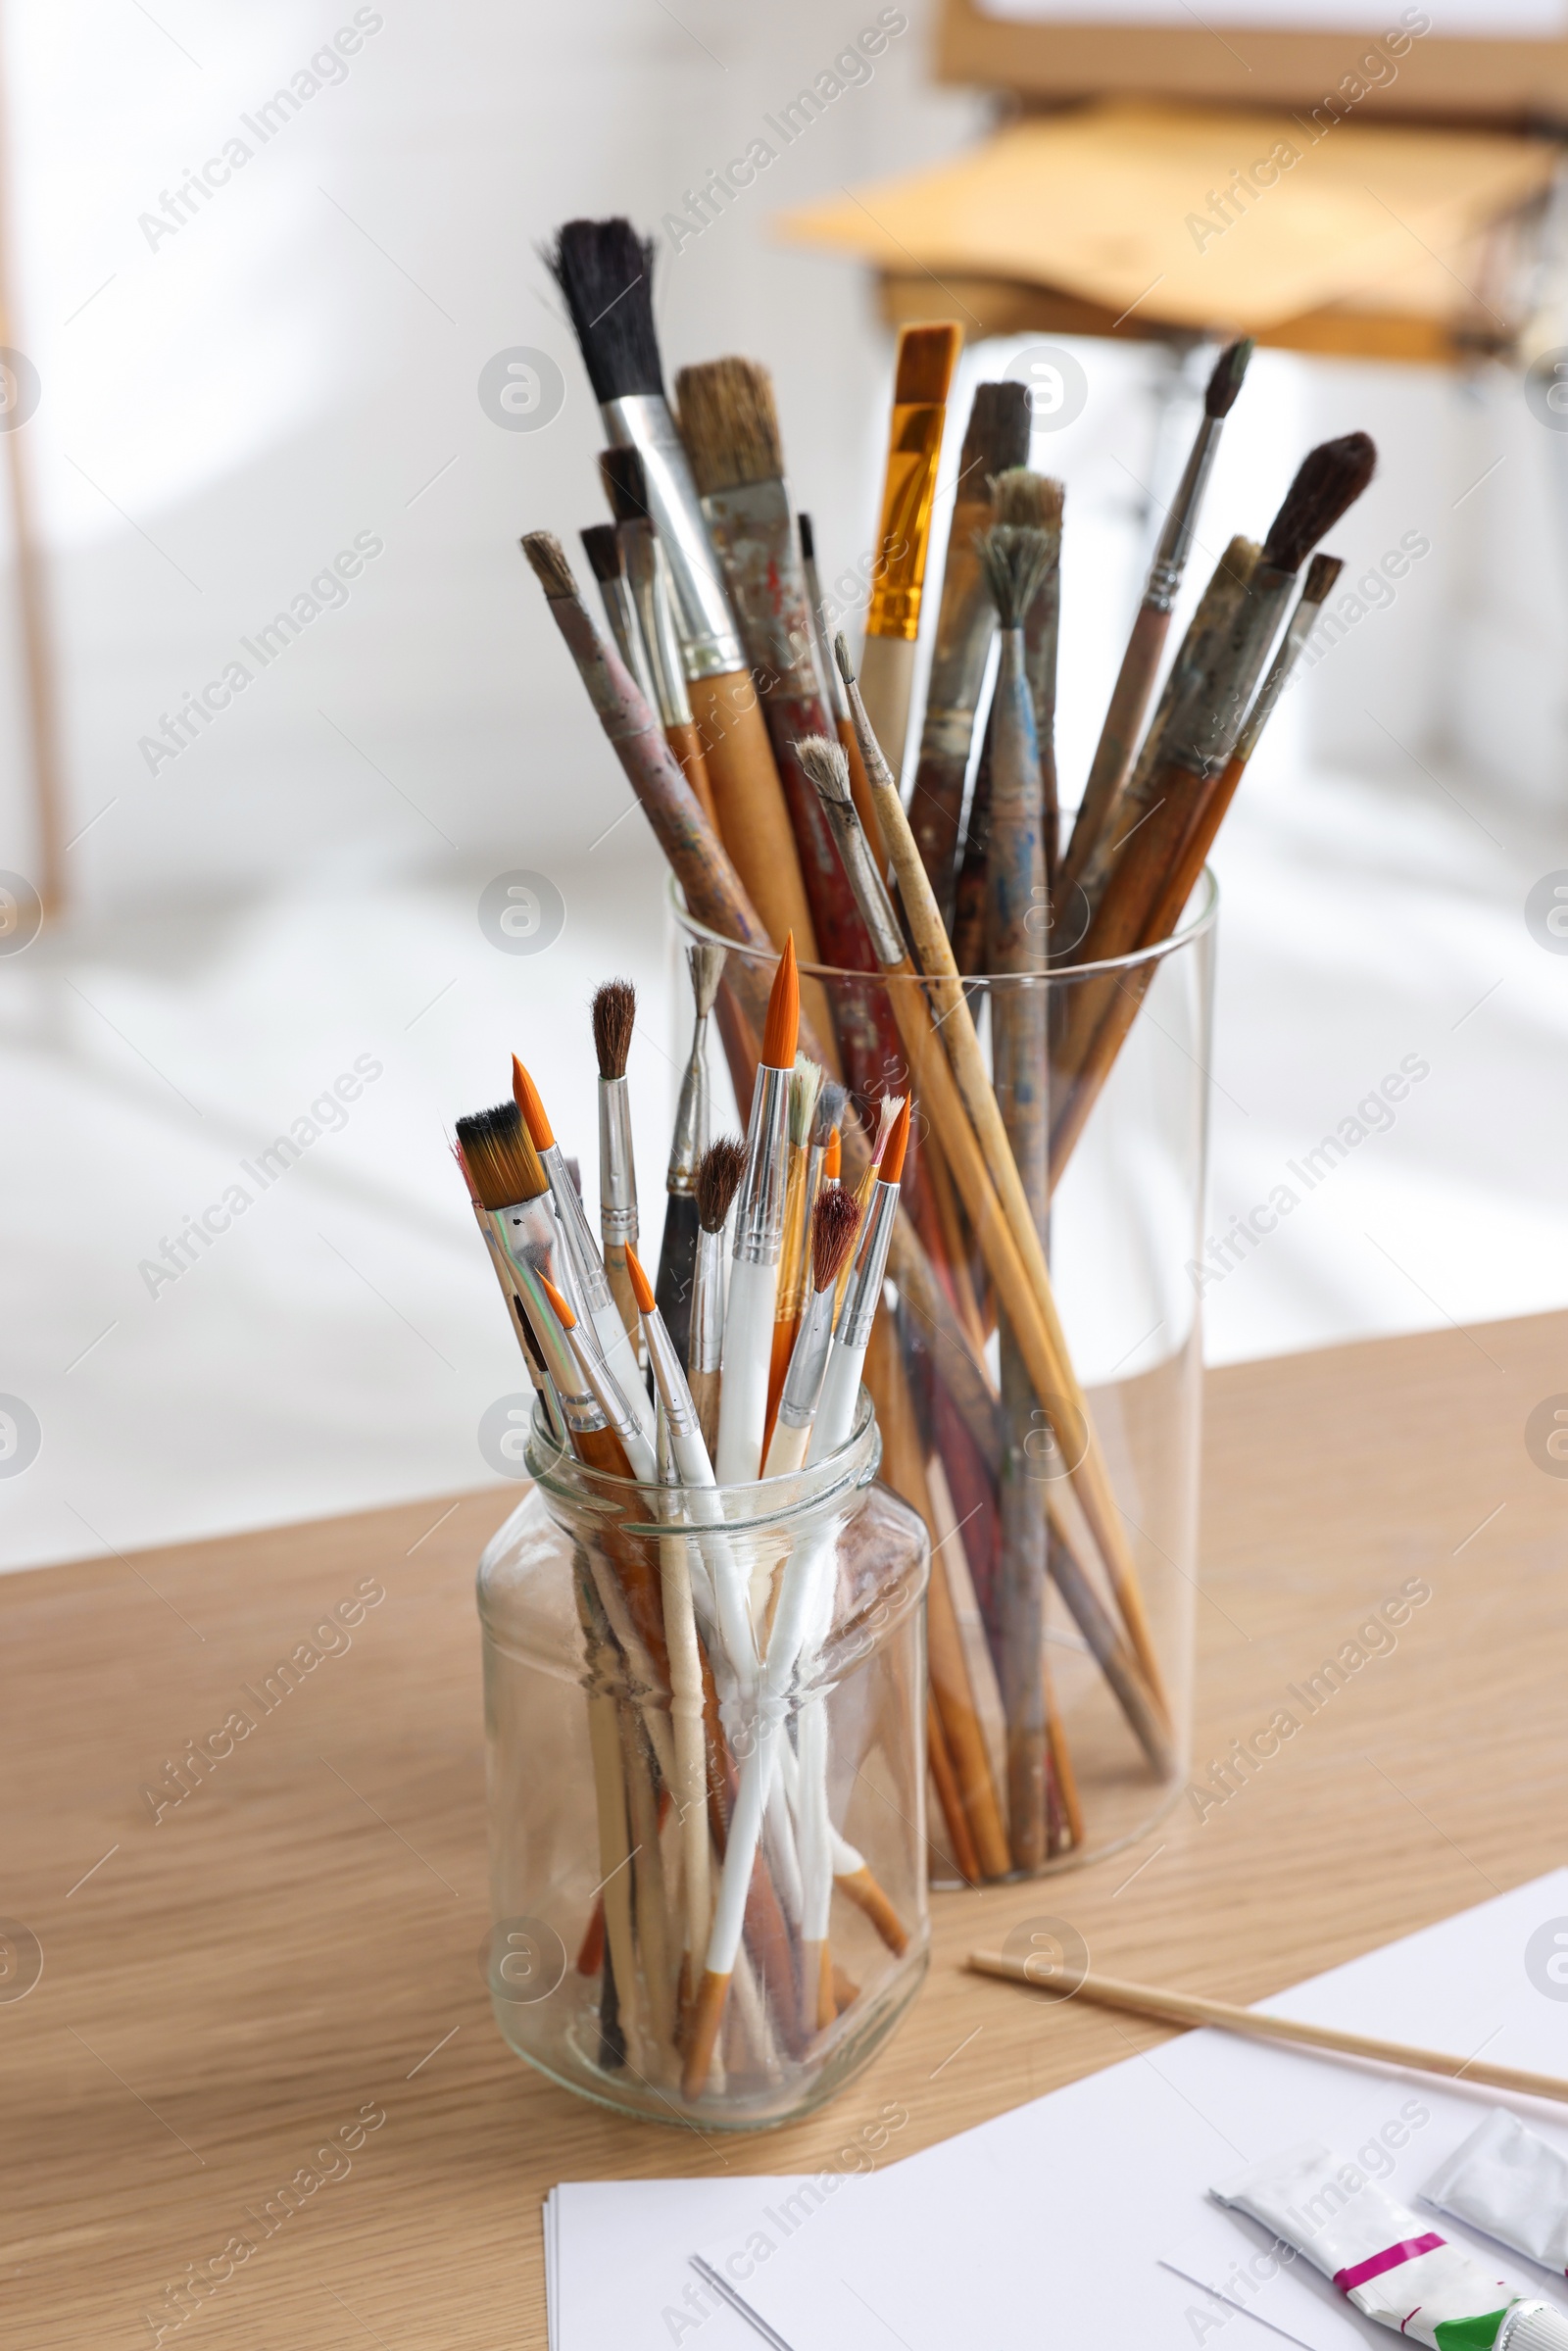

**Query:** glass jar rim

left=669, top=863, right=1217, bottom=985
left=523, top=1385, right=883, bottom=1536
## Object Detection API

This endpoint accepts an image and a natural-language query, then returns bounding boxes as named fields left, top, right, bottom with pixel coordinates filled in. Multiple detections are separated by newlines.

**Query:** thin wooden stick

left=966, top=1958, right=1568, bottom=2107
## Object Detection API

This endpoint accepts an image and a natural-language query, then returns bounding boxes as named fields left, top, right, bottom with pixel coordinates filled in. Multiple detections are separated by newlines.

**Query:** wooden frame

left=937, top=0, right=1568, bottom=121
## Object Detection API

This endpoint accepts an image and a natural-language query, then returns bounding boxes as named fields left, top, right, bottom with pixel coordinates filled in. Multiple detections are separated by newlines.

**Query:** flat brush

left=991, top=468, right=1065, bottom=898
left=906, top=380, right=1033, bottom=919
left=452, top=1139, right=565, bottom=1447
left=512, top=1054, right=653, bottom=1443
left=858, top=321, right=962, bottom=784
left=593, top=977, right=643, bottom=1365
left=600, top=447, right=718, bottom=834
left=677, top=357, right=885, bottom=1036
left=714, top=936, right=800, bottom=1486
left=689, top=1134, right=744, bottom=1457
left=655, top=941, right=726, bottom=1366
left=549, top=220, right=823, bottom=994
left=456, top=1102, right=632, bottom=1479
left=579, top=522, right=656, bottom=710
left=762, top=1187, right=863, bottom=1476
left=1064, top=337, right=1252, bottom=900
left=800, top=512, right=883, bottom=872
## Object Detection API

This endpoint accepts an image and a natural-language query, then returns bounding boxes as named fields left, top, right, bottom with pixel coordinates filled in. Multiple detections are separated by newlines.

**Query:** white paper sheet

left=706, top=1871, right=1568, bottom=2351
left=548, top=2178, right=812, bottom=2349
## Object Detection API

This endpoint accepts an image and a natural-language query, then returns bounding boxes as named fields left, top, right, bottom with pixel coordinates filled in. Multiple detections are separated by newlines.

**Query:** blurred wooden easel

left=778, top=2, right=1568, bottom=367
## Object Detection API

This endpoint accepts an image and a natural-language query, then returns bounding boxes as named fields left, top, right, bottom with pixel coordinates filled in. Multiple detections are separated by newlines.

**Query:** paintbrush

left=714, top=937, right=800, bottom=1485
left=689, top=1135, right=744, bottom=1456
left=676, top=358, right=886, bottom=1027
left=592, top=978, right=643, bottom=1363
left=906, top=380, right=1032, bottom=919
left=548, top=221, right=826, bottom=995
left=1049, top=554, right=1346, bottom=1181
left=599, top=447, right=719, bottom=833
left=808, top=1097, right=907, bottom=1464
left=991, top=469, right=1065, bottom=900
left=1063, top=337, right=1252, bottom=902
left=655, top=941, right=726, bottom=1367
left=512, top=1053, right=653, bottom=1442
left=857, top=321, right=962, bottom=784
left=579, top=522, right=656, bottom=709
left=1059, top=435, right=1376, bottom=990
left=538, top=1274, right=658, bottom=1484
left=762, top=1052, right=824, bottom=1447
left=799, top=512, right=884, bottom=872
left=978, top=520, right=1054, bottom=1871
left=452, top=1138, right=566, bottom=1447
left=455, top=1102, right=633, bottom=1480
left=516, top=532, right=1000, bottom=1504
left=763, top=1187, right=863, bottom=1476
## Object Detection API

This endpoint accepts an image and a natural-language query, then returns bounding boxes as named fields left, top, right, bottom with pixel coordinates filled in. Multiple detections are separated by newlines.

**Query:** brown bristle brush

left=689, top=1133, right=746, bottom=1455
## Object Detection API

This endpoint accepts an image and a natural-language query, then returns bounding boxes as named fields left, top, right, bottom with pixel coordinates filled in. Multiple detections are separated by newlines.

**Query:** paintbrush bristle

left=696, top=1136, right=745, bottom=1233
left=978, top=523, right=1054, bottom=631
left=624, top=1243, right=657, bottom=1316
left=538, top=1272, right=577, bottom=1331
left=520, top=532, right=577, bottom=600
left=599, top=445, right=650, bottom=523
left=687, top=940, right=727, bottom=1020
left=788, top=1053, right=823, bottom=1150
left=957, top=381, right=1032, bottom=492
left=879, top=1095, right=912, bottom=1185
left=868, top=1092, right=905, bottom=1168
left=761, top=934, right=799, bottom=1070
left=592, top=978, right=636, bottom=1080
left=457, top=1101, right=549, bottom=1209
left=579, top=523, right=623, bottom=584
left=547, top=219, right=662, bottom=405
left=893, top=321, right=961, bottom=407
left=810, top=1185, right=862, bottom=1295
left=1205, top=337, right=1253, bottom=419
left=991, top=466, right=1064, bottom=532
left=812, top=1080, right=848, bottom=1151
left=511, top=1055, right=557, bottom=1151
left=1261, top=433, right=1376, bottom=574
left=1302, top=552, right=1343, bottom=605
left=675, top=358, right=782, bottom=497
left=796, top=734, right=853, bottom=806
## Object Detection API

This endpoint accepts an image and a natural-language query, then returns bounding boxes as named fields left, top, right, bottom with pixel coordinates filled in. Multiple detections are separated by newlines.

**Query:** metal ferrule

left=622, top=519, right=693, bottom=728
left=542, top=1141, right=613, bottom=1319
left=485, top=1207, right=607, bottom=1435
left=469, top=1203, right=566, bottom=1442
left=1146, top=413, right=1222, bottom=612
left=812, top=786, right=906, bottom=967
left=776, top=1284, right=838, bottom=1431
left=837, top=1181, right=898, bottom=1354
left=664, top=1010, right=710, bottom=1194
left=700, top=477, right=818, bottom=695
left=598, top=1074, right=638, bottom=1243
left=1166, top=564, right=1296, bottom=779
left=733, top=1062, right=791, bottom=1268
left=691, top=1223, right=728, bottom=1377
left=642, top=1296, right=703, bottom=1445
left=602, top=393, right=743, bottom=678
left=595, top=573, right=656, bottom=708
left=564, top=1321, right=656, bottom=1480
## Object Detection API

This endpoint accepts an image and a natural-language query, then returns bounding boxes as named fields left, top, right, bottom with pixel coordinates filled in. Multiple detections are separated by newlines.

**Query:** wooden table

left=7, top=1311, right=1566, bottom=2347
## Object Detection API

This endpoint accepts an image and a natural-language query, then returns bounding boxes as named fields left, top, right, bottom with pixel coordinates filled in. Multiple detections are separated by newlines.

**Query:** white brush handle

left=715, top=1255, right=778, bottom=1484
left=806, top=1343, right=863, bottom=1466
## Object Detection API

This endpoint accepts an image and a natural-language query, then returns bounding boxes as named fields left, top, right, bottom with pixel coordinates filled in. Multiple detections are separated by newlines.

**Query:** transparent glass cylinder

left=477, top=1394, right=930, bottom=2130
left=674, top=873, right=1216, bottom=1882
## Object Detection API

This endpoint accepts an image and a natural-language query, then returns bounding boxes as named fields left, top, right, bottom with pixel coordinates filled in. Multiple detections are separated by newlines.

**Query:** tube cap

left=1498, top=2301, right=1568, bottom=2351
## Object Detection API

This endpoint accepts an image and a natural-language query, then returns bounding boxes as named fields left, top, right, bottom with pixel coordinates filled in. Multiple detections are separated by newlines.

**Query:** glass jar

left=674, top=872, right=1216, bottom=1882
left=477, top=1390, right=929, bottom=2130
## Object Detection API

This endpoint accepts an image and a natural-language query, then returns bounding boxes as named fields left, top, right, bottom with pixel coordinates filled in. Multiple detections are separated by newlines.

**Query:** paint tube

left=1425, top=2111, right=1568, bottom=2278
left=1212, top=2140, right=1568, bottom=2350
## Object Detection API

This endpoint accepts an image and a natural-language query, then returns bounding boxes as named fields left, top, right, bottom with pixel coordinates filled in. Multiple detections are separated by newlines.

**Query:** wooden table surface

left=6, top=1310, right=1567, bottom=2348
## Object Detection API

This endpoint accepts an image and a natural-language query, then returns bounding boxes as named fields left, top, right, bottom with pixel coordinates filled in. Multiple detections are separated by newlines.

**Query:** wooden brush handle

left=839, top=715, right=887, bottom=875
left=906, top=742, right=969, bottom=922
left=664, top=719, right=718, bottom=835
left=927, top=1692, right=980, bottom=1884
left=1061, top=602, right=1170, bottom=898
left=855, top=634, right=917, bottom=788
